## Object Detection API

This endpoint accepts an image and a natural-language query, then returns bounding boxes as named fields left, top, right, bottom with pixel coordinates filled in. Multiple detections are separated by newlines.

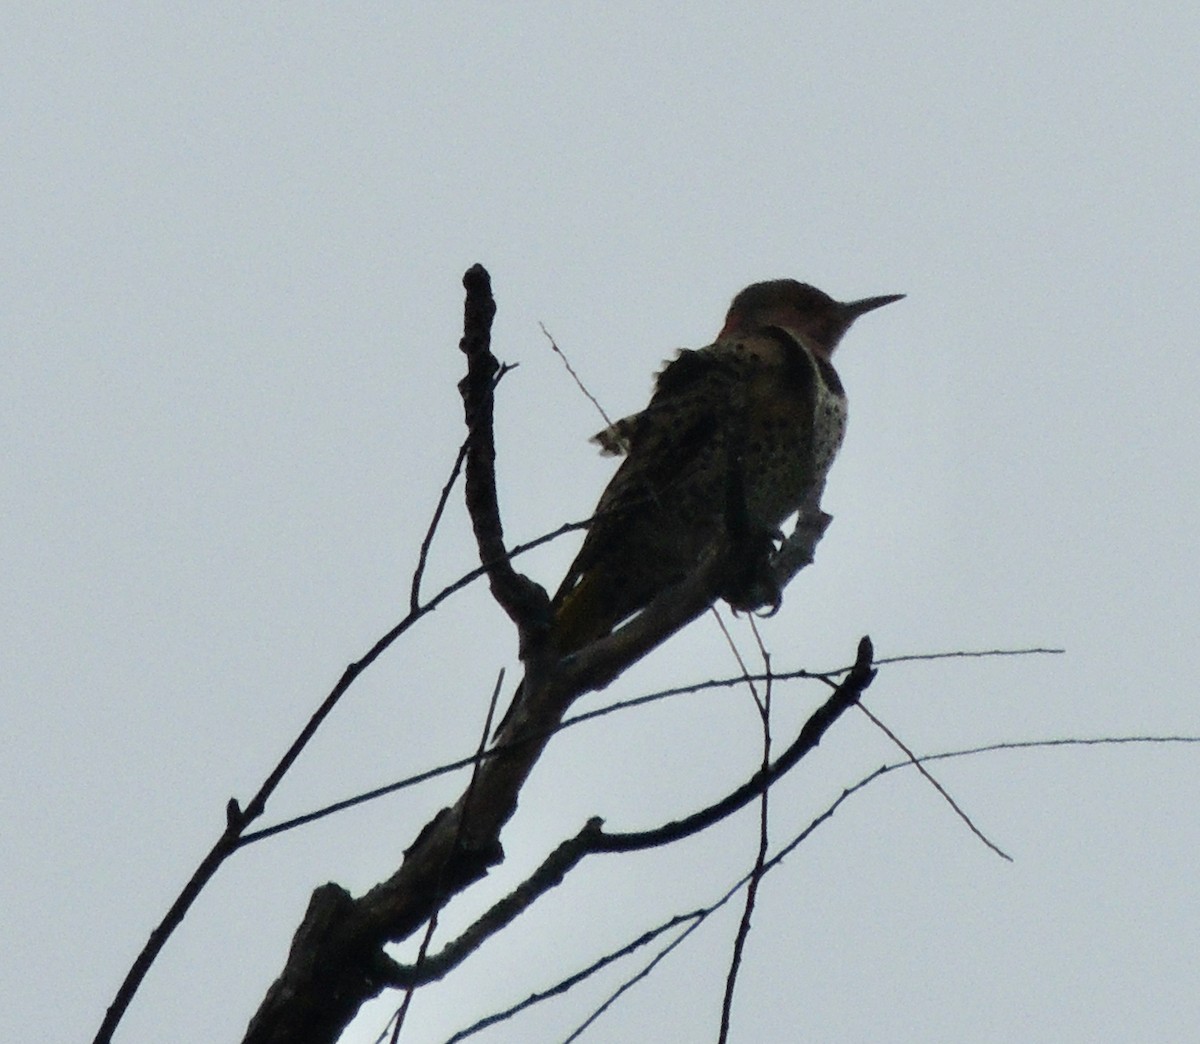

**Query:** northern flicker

left=548, top=279, right=903, bottom=654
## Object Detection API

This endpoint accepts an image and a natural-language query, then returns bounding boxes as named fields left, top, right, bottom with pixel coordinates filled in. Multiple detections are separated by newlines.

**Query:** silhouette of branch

left=875, top=646, right=1065, bottom=666
left=95, top=270, right=590, bottom=1044
left=532, top=867, right=749, bottom=1041
left=442, top=729, right=1200, bottom=1038
left=236, top=646, right=1060, bottom=846
left=389, top=670, right=506, bottom=1041
left=371, top=638, right=874, bottom=993
left=720, top=625, right=773, bottom=1043
left=558, top=916, right=703, bottom=1043
left=95, top=420, right=605, bottom=1044
left=464, top=755, right=881, bottom=1039
left=92, top=433, right=486, bottom=1044
left=540, top=321, right=618, bottom=432
left=598, top=636, right=874, bottom=852
left=440, top=697, right=887, bottom=1041
left=457, top=263, right=549, bottom=645
left=856, top=701, right=1012, bottom=861
left=445, top=909, right=705, bottom=1042
left=410, top=438, right=468, bottom=612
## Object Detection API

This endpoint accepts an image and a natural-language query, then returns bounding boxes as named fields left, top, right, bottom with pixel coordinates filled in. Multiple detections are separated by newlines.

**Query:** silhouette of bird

left=549, top=279, right=903, bottom=653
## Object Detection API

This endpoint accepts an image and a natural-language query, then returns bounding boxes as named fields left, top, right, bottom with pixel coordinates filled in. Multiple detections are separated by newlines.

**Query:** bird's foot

left=720, top=526, right=784, bottom=614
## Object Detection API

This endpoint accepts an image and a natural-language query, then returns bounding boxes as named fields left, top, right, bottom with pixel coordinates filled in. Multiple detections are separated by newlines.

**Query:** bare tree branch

left=234, top=647, right=1059, bottom=847
left=430, top=728, right=1200, bottom=1037
left=457, top=263, right=550, bottom=646
left=719, top=624, right=773, bottom=1043
left=856, top=701, right=1012, bottom=861
left=410, top=439, right=468, bottom=612
left=389, top=670, right=508, bottom=1041
left=94, top=363, right=589, bottom=1044
left=445, top=910, right=705, bottom=1042
left=559, top=916, right=702, bottom=1043
left=540, top=321, right=618, bottom=433
left=368, top=638, right=875, bottom=994
left=91, top=432, right=483, bottom=1044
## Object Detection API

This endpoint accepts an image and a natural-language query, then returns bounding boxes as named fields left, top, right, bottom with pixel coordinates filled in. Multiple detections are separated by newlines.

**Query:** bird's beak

left=843, top=293, right=905, bottom=320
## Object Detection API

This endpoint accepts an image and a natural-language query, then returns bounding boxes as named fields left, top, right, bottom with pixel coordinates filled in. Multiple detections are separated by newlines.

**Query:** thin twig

left=443, top=910, right=705, bottom=1042
left=238, top=646, right=1063, bottom=847
left=540, top=321, right=618, bottom=432
left=719, top=618, right=772, bottom=1043
left=560, top=915, right=707, bottom=1044
left=389, top=908, right=439, bottom=1042
left=875, top=646, right=1064, bottom=667
left=857, top=701, right=1013, bottom=862
left=410, top=439, right=469, bottom=612
left=710, top=607, right=762, bottom=710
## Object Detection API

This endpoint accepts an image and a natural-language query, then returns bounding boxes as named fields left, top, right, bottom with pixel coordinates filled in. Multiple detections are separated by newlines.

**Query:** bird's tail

left=549, top=570, right=626, bottom=655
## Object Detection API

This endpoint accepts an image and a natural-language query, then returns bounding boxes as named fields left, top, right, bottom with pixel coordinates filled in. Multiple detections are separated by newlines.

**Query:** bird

left=547, top=279, right=903, bottom=655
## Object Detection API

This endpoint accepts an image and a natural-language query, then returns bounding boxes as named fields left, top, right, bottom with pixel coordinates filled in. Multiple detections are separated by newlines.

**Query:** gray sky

left=5, top=5, right=1199, bottom=1042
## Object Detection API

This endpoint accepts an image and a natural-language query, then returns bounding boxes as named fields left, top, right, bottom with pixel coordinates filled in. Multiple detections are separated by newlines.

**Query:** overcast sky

left=5, top=5, right=1199, bottom=1042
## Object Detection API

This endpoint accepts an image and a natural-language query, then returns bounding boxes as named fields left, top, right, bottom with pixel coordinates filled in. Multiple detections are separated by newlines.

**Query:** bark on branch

left=456, top=263, right=550, bottom=647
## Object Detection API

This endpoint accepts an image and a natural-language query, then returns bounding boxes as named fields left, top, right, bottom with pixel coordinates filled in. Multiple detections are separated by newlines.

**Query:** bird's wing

left=598, top=347, right=742, bottom=502
left=556, top=345, right=745, bottom=587
left=589, top=344, right=741, bottom=453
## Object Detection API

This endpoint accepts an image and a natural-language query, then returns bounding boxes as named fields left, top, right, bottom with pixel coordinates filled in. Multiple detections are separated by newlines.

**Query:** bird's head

left=719, top=279, right=904, bottom=357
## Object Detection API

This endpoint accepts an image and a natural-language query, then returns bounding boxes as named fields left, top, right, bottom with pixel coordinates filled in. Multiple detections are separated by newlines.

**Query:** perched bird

left=549, top=279, right=903, bottom=654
